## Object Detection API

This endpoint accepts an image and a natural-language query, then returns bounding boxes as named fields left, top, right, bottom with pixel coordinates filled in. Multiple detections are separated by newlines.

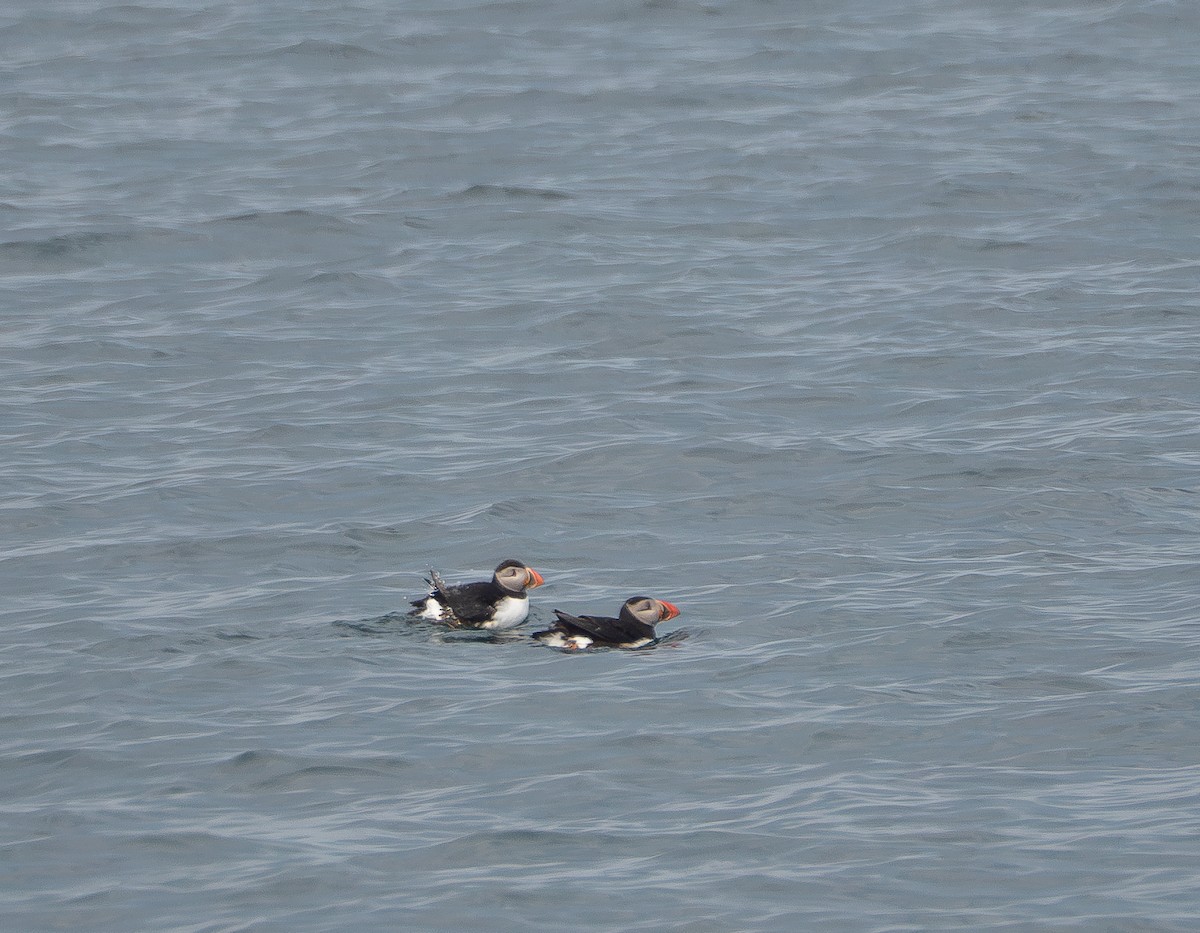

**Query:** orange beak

left=658, top=600, right=680, bottom=621
left=525, top=568, right=545, bottom=589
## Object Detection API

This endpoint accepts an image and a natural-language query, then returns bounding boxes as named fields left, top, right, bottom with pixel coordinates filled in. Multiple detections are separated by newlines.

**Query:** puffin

left=532, top=596, right=680, bottom=649
left=411, top=559, right=545, bottom=629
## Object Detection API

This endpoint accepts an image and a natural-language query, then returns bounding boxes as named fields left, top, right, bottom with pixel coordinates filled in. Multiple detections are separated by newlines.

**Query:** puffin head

left=619, top=596, right=680, bottom=627
left=493, top=559, right=545, bottom=594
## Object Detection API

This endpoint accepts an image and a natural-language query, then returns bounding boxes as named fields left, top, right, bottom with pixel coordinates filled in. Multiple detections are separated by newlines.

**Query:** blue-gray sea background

left=4, top=1, right=1199, bottom=930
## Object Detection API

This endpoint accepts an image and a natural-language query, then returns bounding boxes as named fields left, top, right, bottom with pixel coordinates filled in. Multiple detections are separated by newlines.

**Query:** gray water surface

left=3, top=1, right=1200, bottom=930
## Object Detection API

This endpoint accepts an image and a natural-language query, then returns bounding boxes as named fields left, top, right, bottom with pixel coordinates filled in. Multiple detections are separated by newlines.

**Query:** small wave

left=205, top=208, right=354, bottom=230
left=272, top=39, right=385, bottom=60
left=331, top=612, right=413, bottom=635
left=451, top=184, right=571, bottom=201
left=333, top=614, right=533, bottom=647
left=0, top=231, right=128, bottom=260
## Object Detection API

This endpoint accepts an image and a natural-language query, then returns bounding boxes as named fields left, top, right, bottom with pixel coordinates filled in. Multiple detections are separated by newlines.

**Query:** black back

left=550, top=609, right=655, bottom=645
left=433, top=579, right=520, bottom=626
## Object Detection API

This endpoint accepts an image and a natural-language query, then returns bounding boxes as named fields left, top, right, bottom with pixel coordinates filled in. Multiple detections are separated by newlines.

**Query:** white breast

left=478, top=595, right=529, bottom=630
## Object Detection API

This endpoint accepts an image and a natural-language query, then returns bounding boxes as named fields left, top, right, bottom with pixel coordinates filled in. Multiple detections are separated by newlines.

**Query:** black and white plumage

left=411, top=559, right=545, bottom=629
left=533, top=596, right=680, bottom=650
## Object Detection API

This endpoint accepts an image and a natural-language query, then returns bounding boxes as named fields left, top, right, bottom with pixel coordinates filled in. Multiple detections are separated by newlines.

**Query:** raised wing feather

left=431, top=574, right=504, bottom=626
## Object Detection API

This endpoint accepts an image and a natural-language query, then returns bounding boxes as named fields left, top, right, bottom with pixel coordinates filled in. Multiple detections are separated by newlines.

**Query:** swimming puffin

left=532, top=596, right=680, bottom=649
left=411, top=559, right=545, bottom=629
